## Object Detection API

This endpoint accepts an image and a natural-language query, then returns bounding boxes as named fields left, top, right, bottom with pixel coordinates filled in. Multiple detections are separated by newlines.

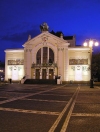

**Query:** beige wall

left=68, top=48, right=90, bottom=81
left=5, top=49, right=24, bottom=81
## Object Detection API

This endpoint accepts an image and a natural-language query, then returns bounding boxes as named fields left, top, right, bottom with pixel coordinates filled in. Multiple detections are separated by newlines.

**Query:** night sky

left=0, top=0, right=100, bottom=62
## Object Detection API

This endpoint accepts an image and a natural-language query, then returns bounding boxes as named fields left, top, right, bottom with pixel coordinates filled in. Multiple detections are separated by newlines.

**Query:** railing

left=21, top=76, right=26, bottom=84
left=31, top=63, right=57, bottom=68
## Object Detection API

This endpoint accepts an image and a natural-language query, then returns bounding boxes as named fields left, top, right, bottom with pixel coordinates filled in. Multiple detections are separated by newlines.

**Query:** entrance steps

left=24, top=79, right=56, bottom=84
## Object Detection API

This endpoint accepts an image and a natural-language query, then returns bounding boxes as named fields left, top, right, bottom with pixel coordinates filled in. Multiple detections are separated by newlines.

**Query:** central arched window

left=36, top=47, right=54, bottom=64
left=43, top=47, right=47, bottom=63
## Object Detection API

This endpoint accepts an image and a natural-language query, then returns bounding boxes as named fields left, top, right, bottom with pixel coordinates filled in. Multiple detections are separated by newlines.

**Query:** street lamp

left=83, top=39, right=99, bottom=88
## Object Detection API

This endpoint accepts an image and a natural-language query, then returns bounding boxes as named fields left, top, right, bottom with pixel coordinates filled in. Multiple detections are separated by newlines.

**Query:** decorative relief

left=29, top=49, right=32, bottom=52
left=61, top=48, right=64, bottom=51
left=9, top=67, right=12, bottom=71
left=26, top=49, right=28, bottom=52
left=42, top=36, right=48, bottom=45
left=69, top=59, right=88, bottom=65
left=71, top=66, right=75, bottom=71
left=8, top=59, right=24, bottom=65
left=82, top=66, right=90, bottom=71
left=58, top=48, right=64, bottom=51
left=18, top=67, right=21, bottom=71
left=42, top=36, right=48, bottom=41
left=76, top=66, right=81, bottom=70
left=25, top=49, right=32, bottom=52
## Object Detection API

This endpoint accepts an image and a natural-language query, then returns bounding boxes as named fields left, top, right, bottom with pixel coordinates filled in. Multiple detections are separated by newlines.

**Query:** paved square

left=0, top=84, right=100, bottom=132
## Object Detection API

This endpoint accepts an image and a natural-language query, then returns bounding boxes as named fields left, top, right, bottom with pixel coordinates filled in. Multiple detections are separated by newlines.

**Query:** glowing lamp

left=89, top=40, right=93, bottom=47
left=83, top=42, right=87, bottom=46
left=95, top=42, right=99, bottom=46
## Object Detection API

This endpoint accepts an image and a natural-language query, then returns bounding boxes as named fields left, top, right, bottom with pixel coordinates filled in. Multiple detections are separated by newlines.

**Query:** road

left=0, top=83, right=100, bottom=132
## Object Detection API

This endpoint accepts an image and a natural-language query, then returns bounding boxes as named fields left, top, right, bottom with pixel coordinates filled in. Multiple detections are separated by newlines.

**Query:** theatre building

left=4, top=23, right=91, bottom=83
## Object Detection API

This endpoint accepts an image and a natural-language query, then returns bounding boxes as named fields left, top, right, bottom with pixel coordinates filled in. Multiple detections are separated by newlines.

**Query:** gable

left=22, top=32, right=70, bottom=48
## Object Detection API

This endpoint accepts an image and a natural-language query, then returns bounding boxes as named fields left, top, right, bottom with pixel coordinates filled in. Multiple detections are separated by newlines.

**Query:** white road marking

left=48, top=87, right=78, bottom=132
left=40, top=93, right=71, bottom=96
left=60, top=86, right=80, bottom=132
left=21, top=98, right=67, bottom=103
left=72, top=113, right=100, bottom=117
left=0, top=107, right=60, bottom=115
left=0, top=84, right=67, bottom=105
left=48, top=98, right=73, bottom=132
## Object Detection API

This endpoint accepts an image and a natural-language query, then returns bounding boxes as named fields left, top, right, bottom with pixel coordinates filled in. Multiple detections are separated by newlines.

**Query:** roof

left=63, top=36, right=74, bottom=40
left=50, top=30, right=74, bottom=40
left=4, top=48, right=24, bottom=52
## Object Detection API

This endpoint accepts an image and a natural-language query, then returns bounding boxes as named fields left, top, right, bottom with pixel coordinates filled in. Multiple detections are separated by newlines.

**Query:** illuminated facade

left=5, top=49, right=24, bottom=81
left=4, top=23, right=91, bottom=82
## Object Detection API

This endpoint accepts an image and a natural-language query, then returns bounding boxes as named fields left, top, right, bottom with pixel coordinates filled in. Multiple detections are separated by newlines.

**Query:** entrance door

left=36, top=69, right=40, bottom=79
left=75, top=65, right=82, bottom=81
left=49, top=69, right=54, bottom=79
left=12, top=66, right=18, bottom=80
left=42, top=69, right=46, bottom=79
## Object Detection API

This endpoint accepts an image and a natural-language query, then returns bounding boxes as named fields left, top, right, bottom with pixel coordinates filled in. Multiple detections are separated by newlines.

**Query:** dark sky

left=0, top=0, right=100, bottom=62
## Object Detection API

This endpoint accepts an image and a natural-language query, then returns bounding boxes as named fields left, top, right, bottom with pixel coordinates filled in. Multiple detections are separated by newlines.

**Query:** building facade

left=4, top=23, right=91, bottom=82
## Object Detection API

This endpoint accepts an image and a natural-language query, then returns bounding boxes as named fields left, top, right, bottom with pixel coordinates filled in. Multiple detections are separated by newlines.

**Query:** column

left=40, top=69, right=42, bottom=79
left=64, top=47, right=69, bottom=81
left=33, top=69, right=35, bottom=79
left=26, top=49, right=32, bottom=79
left=48, top=47, right=49, bottom=63
left=41, top=48, right=43, bottom=64
left=53, top=68, right=55, bottom=79
left=46, top=68, right=49, bottom=79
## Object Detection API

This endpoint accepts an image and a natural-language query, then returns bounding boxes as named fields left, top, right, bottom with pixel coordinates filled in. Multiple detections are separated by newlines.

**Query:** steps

left=24, top=79, right=57, bottom=84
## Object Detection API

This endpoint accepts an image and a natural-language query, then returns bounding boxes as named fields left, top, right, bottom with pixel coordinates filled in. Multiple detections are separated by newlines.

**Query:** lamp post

left=83, top=39, right=99, bottom=88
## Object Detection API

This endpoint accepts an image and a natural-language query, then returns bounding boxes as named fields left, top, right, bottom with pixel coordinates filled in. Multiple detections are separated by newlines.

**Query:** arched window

left=36, top=47, right=54, bottom=64
left=49, top=48, right=54, bottom=63
left=43, top=47, right=47, bottom=63
left=36, top=49, right=41, bottom=64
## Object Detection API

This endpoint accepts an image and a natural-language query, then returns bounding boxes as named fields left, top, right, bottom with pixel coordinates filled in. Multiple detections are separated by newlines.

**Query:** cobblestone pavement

left=0, top=83, right=100, bottom=132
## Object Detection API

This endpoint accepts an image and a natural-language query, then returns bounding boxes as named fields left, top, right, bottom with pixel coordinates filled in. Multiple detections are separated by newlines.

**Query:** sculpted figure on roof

left=40, top=22, right=49, bottom=32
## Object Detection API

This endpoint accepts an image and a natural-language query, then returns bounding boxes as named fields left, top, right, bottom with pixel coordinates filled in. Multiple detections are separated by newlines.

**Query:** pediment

left=22, top=32, right=70, bottom=48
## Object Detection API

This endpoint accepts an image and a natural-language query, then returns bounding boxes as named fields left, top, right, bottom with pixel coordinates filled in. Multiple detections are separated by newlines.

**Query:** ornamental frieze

left=69, top=59, right=88, bottom=65
left=8, top=59, right=24, bottom=65
left=31, top=62, right=57, bottom=68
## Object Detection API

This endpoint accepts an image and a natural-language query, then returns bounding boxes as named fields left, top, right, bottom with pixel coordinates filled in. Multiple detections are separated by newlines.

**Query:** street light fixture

left=83, top=39, right=99, bottom=88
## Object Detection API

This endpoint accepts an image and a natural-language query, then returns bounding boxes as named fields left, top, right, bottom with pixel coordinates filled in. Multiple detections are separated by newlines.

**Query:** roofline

left=4, top=49, right=24, bottom=52
left=68, top=47, right=90, bottom=51
left=23, top=31, right=69, bottom=45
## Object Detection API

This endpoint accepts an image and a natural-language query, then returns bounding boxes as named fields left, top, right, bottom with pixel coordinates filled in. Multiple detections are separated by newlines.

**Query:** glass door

left=42, top=69, right=46, bottom=79
left=49, top=69, right=54, bottom=79
left=36, top=69, right=40, bottom=79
